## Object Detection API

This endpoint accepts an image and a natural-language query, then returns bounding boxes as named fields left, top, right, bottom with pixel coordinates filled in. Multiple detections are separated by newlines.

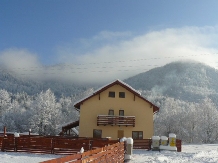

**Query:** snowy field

left=0, top=152, right=61, bottom=163
left=1, top=144, right=218, bottom=163
left=130, top=144, right=218, bottom=163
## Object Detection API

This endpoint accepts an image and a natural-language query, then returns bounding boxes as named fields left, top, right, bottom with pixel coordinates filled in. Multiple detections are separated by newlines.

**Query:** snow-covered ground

left=0, top=152, right=61, bottom=163
left=1, top=144, right=218, bottom=163
left=130, top=144, right=218, bottom=163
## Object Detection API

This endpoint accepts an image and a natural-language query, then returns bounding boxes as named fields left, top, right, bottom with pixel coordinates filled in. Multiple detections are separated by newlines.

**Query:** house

left=73, top=79, right=159, bottom=140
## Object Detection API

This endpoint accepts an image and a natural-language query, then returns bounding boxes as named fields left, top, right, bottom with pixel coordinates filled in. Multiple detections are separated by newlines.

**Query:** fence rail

left=133, top=139, right=182, bottom=152
left=97, top=115, right=135, bottom=127
left=0, top=136, right=119, bottom=155
left=40, top=142, right=125, bottom=163
left=133, top=139, right=152, bottom=150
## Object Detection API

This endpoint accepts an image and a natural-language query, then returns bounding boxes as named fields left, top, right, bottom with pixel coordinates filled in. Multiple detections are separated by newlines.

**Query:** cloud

left=55, top=26, right=218, bottom=84
left=0, top=48, right=44, bottom=79
left=1, top=26, right=218, bottom=85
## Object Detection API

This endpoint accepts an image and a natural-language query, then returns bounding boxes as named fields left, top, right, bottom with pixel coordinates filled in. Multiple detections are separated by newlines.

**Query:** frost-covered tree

left=58, top=96, right=79, bottom=124
left=29, top=89, right=61, bottom=135
left=198, top=98, right=218, bottom=143
left=0, top=89, right=11, bottom=114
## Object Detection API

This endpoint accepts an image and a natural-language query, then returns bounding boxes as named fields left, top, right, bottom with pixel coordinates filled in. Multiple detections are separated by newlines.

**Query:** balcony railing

left=97, top=115, right=135, bottom=127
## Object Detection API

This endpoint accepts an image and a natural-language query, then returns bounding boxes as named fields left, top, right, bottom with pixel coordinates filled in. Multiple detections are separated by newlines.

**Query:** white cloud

left=55, top=26, right=218, bottom=84
left=1, top=26, right=218, bottom=85
left=0, top=48, right=44, bottom=79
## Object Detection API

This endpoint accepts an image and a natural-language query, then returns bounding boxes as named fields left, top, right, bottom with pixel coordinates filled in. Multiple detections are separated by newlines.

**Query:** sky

left=0, top=0, right=218, bottom=84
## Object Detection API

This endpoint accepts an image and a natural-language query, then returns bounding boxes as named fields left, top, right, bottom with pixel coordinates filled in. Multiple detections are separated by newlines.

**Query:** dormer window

left=119, top=92, right=125, bottom=98
left=109, top=91, right=115, bottom=98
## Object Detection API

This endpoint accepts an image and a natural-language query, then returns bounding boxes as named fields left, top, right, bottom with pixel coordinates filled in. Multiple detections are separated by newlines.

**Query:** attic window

left=119, top=92, right=125, bottom=98
left=109, top=91, right=115, bottom=98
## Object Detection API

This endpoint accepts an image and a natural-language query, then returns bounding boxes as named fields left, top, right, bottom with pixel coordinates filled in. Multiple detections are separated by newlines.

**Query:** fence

left=133, top=139, right=182, bottom=152
left=133, top=139, right=152, bottom=150
left=40, top=142, right=125, bottom=163
left=0, top=136, right=119, bottom=154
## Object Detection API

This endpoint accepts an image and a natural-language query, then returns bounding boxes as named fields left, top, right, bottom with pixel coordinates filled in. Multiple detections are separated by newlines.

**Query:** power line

left=1, top=53, right=218, bottom=76
left=1, top=53, right=217, bottom=71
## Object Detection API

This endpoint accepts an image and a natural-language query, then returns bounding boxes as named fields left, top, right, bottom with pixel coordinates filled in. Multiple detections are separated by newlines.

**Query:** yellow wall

left=79, top=84, right=154, bottom=140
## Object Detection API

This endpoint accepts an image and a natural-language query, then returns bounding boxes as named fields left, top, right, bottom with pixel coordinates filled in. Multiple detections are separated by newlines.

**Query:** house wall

left=79, top=84, right=154, bottom=140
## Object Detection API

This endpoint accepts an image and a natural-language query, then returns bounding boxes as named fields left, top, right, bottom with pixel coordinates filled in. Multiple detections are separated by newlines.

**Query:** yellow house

left=74, top=79, right=159, bottom=140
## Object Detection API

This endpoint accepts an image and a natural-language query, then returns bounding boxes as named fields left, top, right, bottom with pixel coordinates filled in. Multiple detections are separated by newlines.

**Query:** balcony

left=97, top=115, right=135, bottom=127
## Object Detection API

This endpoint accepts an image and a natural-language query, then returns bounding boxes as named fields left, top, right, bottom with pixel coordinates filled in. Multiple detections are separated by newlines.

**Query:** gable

left=74, top=79, right=159, bottom=113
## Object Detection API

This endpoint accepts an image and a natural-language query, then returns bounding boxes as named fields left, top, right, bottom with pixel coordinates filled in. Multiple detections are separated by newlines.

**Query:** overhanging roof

left=74, top=79, right=159, bottom=113
left=62, top=120, right=79, bottom=130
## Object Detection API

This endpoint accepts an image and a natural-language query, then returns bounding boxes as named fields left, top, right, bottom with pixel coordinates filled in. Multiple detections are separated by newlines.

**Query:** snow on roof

left=74, top=79, right=141, bottom=106
left=59, top=120, right=79, bottom=129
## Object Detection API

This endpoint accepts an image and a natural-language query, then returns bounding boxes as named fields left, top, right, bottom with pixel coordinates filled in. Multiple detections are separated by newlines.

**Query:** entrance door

left=118, top=130, right=124, bottom=139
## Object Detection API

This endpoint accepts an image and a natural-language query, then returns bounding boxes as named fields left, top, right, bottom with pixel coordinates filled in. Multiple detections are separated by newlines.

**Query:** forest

left=0, top=88, right=92, bottom=136
left=1, top=62, right=218, bottom=143
left=1, top=87, right=218, bottom=144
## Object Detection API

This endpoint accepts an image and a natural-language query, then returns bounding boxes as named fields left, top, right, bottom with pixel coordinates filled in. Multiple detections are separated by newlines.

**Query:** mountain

left=124, top=61, right=218, bottom=104
left=0, top=68, right=90, bottom=97
left=1, top=61, right=218, bottom=104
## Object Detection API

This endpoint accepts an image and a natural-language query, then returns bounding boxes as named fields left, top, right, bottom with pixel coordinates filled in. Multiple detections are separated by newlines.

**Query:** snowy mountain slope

left=124, top=61, right=218, bottom=104
left=0, top=68, right=91, bottom=97
left=1, top=61, right=218, bottom=103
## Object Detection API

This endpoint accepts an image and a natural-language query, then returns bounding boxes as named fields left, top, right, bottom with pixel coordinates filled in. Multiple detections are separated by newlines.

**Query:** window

left=93, top=129, right=102, bottom=138
left=109, top=91, right=115, bottom=98
left=119, top=92, right=125, bottom=98
left=119, top=110, right=124, bottom=116
left=108, top=109, right=114, bottom=115
left=132, top=131, right=143, bottom=139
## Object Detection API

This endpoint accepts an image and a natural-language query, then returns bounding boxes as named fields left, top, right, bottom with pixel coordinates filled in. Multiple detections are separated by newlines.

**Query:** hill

left=124, top=61, right=218, bottom=104
left=1, top=61, right=218, bottom=102
left=0, top=68, right=91, bottom=97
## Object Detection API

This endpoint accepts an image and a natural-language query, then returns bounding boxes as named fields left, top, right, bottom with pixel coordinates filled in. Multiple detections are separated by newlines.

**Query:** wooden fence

left=133, top=139, right=152, bottom=150
left=0, top=136, right=182, bottom=154
left=0, top=136, right=119, bottom=155
left=40, top=142, right=125, bottom=163
left=133, top=139, right=182, bottom=152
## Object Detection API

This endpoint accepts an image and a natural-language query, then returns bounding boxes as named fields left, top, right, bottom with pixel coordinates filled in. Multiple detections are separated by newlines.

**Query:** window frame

left=119, top=92, right=125, bottom=98
left=108, top=109, right=114, bottom=115
left=108, top=91, right=115, bottom=98
left=119, top=110, right=124, bottom=116
left=132, top=131, right=143, bottom=140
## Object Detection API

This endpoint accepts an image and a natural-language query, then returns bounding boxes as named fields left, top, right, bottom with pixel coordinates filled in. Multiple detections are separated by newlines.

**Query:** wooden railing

left=97, top=115, right=135, bottom=127
left=40, top=142, right=125, bottom=163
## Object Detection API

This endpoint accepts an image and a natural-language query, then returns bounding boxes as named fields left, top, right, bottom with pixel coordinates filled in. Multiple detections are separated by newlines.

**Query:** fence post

left=3, top=126, right=6, bottom=137
left=51, top=138, right=54, bottom=154
left=1, top=137, right=5, bottom=152
left=29, top=129, right=31, bottom=136
left=14, top=132, right=20, bottom=152
left=89, top=140, right=93, bottom=150
left=28, top=133, right=31, bottom=153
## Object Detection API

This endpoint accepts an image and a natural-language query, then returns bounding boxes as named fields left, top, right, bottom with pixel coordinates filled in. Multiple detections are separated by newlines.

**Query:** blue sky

left=0, top=0, right=218, bottom=84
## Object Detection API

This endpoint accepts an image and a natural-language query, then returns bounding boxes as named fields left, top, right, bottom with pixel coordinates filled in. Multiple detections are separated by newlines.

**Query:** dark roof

left=62, top=120, right=79, bottom=130
left=74, top=79, right=159, bottom=113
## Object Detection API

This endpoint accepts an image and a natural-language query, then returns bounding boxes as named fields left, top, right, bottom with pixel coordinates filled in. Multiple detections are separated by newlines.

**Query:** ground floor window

left=132, top=131, right=143, bottom=139
left=93, top=129, right=102, bottom=138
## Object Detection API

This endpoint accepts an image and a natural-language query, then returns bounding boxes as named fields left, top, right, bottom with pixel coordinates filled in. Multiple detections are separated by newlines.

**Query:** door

left=93, top=129, right=102, bottom=138
left=118, top=130, right=124, bottom=139
left=119, top=110, right=124, bottom=124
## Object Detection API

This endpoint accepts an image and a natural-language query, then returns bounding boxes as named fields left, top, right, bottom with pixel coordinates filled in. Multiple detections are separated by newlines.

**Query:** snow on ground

left=0, top=152, right=61, bottom=163
left=130, top=144, right=218, bottom=163
left=1, top=144, right=218, bottom=163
